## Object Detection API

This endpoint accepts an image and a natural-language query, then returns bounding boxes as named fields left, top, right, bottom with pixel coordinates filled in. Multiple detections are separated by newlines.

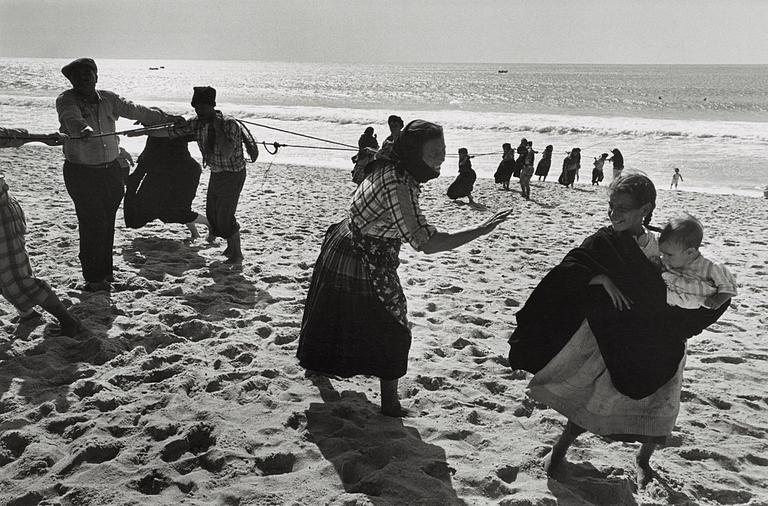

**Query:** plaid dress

left=0, top=189, right=56, bottom=312
left=297, top=164, right=436, bottom=379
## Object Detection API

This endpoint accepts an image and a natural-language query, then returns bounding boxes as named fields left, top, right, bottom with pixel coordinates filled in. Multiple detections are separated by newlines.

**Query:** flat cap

left=61, top=58, right=97, bottom=79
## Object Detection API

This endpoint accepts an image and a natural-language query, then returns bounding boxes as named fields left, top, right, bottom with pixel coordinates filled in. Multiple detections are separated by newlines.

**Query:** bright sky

left=1, top=0, right=766, bottom=64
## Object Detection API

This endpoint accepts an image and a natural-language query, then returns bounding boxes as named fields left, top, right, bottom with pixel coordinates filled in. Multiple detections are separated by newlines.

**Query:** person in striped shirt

left=659, top=215, right=737, bottom=310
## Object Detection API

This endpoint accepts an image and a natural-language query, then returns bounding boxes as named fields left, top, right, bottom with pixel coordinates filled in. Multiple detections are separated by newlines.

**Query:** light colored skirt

left=527, top=319, right=684, bottom=442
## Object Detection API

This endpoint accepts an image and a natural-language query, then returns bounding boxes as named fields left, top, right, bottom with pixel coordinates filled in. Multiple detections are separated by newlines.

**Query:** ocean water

left=1, top=57, right=767, bottom=197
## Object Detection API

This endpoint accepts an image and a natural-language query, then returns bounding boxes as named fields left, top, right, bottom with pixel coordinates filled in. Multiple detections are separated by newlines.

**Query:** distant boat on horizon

left=498, top=69, right=508, bottom=73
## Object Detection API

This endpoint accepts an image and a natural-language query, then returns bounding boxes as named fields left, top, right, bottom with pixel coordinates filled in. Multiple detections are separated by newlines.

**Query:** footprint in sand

left=0, top=431, right=32, bottom=466
left=56, top=439, right=122, bottom=475
left=253, top=452, right=297, bottom=476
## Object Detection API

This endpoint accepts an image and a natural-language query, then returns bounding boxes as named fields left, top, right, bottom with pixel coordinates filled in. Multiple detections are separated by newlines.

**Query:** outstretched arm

left=419, top=209, right=512, bottom=254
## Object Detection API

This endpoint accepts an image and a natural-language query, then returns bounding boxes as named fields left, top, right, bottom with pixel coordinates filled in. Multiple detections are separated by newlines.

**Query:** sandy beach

left=0, top=146, right=766, bottom=506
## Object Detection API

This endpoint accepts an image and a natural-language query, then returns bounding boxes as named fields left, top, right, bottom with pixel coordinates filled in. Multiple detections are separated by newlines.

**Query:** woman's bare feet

left=635, top=443, right=656, bottom=489
left=543, top=444, right=567, bottom=477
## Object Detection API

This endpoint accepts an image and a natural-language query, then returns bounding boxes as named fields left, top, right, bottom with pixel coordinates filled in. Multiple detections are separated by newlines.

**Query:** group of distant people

left=1, top=57, right=257, bottom=335
left=2, top=58, right=732, bottom=493
left=311, top=115, right=736, bottom=489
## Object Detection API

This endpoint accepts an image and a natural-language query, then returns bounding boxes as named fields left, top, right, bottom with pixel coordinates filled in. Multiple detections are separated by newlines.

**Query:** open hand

left=590, top=274, right=633, bottom=310
left=481, top=208, right=513, bottom=232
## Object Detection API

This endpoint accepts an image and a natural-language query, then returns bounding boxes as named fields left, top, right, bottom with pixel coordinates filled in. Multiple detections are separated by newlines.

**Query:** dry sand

left=1, top=146, right=766, bottom=506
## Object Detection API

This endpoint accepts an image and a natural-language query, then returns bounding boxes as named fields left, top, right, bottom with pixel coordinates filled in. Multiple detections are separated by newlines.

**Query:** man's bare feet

left=381, top=400, right=413, bottom=418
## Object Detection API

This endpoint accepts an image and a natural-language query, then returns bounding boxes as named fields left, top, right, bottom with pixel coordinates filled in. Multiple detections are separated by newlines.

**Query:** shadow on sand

left=305, top=376, right=465, bottom=505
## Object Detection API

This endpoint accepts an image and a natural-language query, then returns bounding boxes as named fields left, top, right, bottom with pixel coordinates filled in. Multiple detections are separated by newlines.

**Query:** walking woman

left=494, top=143, right=515, bottom=190
left=535, top=145, right=553, bottom=181
left=558, top=148, right=581, bottom=188
left=298, top=120, right=511, bottom=417
left=446, top=147, right=477, bottom=204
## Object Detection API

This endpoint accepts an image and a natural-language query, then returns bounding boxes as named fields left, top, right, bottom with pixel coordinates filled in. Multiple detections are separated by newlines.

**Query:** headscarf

left=392, top=120, right=444, bottom=183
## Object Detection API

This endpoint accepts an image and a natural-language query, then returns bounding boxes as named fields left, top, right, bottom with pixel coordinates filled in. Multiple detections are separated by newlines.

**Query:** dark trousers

left=206, top=170, right=246, bottom=239
left=63, top=160, right=125, bottom=282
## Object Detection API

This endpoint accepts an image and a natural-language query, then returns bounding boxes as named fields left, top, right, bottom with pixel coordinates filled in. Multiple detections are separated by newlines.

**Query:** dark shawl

left=508, top=226, right=729, bottom=399
left=124, top=136, right=201, bottom=228
left=535, top=153, right=552, bottom=176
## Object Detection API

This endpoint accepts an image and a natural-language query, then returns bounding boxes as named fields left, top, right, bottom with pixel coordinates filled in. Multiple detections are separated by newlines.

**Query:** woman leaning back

left=297, top=120, right=511, bottom=417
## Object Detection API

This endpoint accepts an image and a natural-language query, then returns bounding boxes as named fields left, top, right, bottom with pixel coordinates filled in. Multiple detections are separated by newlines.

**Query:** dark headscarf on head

left=392, top=120, right=444, bottom=183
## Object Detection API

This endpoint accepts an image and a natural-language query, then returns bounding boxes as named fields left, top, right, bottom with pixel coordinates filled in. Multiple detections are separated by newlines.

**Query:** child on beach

left=518, top=141, right=535, bottom=199
left=658, top=215, right=736, bottom=310
left=670, top=168, right=683, bottom=190
left=508, top=173, right=729, bottom=489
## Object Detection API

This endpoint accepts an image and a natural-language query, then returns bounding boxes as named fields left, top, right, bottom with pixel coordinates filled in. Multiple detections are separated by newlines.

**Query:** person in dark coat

left=124, top=135, right=210, bottom=239
left=351, top=126, right=379, bottom=185
left=535, top=145, right=553, bottom=181
left=447, top=147, right=477, bottom=204
left=609, top=148, right=624, bottom=180
left=512, top=138, right=528, bottom=178
left=494, top=143, right=515, bottom=190
left=558, top=148, right=581, bottom=188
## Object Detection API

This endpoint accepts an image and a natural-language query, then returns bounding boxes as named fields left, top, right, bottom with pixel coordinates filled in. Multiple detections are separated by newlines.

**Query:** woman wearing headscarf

left=609, top=148, right=624, bottom=180
left=512, top=138, right=528, bottom=178
left=446, top=147, right=477, bottom=204
left=494, top=143, right=515, bottom=190
left=298, top=120, right=511, bottom=417
left=351, top=126, right=379, bottom=185
left=535, top=145, right=553, bottom=181
left=558, top=148, right=581, bottom=188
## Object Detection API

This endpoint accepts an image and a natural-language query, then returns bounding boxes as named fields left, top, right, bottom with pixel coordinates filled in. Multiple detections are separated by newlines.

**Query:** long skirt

left=297, top=219, right=411, bottom=380
left=527, top=319, right=683, bottom=444
left=446, top=170, right=476, bottom=199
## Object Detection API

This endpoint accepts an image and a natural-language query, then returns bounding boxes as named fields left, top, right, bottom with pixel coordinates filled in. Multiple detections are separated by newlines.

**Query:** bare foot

left=543, top=446, right=566, bottom=478
left=381, top=401, right=413, bottom=418
left=635, top=457, right=654, bottom=489
left=224, top=254, right=243, bottom=264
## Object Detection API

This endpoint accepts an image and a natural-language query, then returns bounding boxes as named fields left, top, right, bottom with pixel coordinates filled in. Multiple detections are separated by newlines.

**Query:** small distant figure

left=535, top=145, right=553, bottom=181
left=447, top=148, right=477, bottom=205
left=591, top=153, right=608, bottom=185
left=608, top=148, right=624, bottom=180
left=518, top=140, right=536, bottom=199
left=352, top=126, right=379, bottom=185
left=558, top=148, right=580, bottom=188
left=375, top=115, right=404, bottom=161
left=512, top=138, right=527, bottom=178
left=659, top=215, right=736, bottom=310
left=670, top=168, right=683, bottom=190
left=494, top=142, right=515, bottom=190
